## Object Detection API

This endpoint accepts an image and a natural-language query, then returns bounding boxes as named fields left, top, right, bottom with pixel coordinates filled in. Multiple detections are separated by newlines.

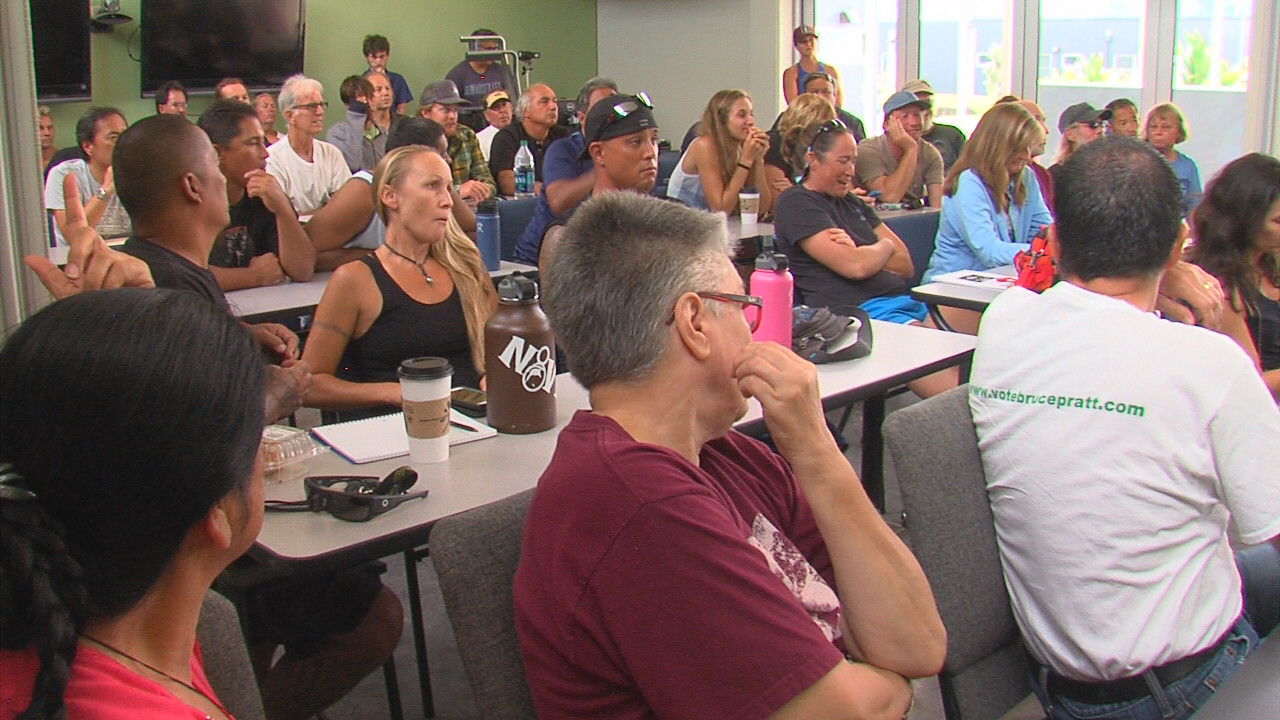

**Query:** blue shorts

left=860, top=294, right=928, bottom=324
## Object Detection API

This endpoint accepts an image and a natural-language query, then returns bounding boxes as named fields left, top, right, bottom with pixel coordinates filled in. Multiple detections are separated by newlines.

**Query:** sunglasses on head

left=807, top=118, right=849, bottom=154
left=264, top=466, right=428, bottom=522
left=593, top=91, right=653, bottom=139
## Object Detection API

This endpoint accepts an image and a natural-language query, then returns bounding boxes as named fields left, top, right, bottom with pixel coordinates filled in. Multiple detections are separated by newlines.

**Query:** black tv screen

left=31, top=0, right=92, bottom=101
left=141, top=0, right=305, bottom=95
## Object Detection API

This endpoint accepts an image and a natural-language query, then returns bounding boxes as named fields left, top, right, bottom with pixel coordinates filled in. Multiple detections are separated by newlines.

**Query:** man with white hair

left=266, top=74, right=351, bottom=217
left=488, top=83, right=568, bottom=196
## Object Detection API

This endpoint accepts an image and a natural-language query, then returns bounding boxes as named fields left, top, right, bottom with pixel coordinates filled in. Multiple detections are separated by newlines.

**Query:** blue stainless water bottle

left=476, top=198, right=501, bottom=271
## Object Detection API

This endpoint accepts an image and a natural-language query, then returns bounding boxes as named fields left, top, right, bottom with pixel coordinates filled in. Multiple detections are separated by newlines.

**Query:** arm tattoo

left=311, top=320, right=352, bottom=340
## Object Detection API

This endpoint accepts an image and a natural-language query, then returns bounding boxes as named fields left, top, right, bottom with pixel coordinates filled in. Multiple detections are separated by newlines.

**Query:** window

left=918, top=0, right=1013, bottom=137
left=812, top=0, right=899, bottom=134
left=1038, top=0, right=1146, bottom=164
left=1171, top=0, right=1254, bottom=175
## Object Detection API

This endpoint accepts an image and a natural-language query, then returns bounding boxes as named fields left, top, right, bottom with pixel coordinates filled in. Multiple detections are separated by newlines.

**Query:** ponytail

left=1, top=469, right=88, bottom=720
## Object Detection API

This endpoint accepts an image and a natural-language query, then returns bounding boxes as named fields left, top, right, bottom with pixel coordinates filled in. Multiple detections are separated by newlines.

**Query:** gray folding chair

left=197, top=590, right=267, bottom=720
left=430, top=489, right=537, bottom=720
left=883, top=386, right=1036, bottom=720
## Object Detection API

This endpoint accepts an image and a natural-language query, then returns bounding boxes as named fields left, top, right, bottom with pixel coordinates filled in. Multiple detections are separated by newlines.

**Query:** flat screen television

left=31, top=0, right=92, bottom=101
left=140, top=0, right=305, bottom=96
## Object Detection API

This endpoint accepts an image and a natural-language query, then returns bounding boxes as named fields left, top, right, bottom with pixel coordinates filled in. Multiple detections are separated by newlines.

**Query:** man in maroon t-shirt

left=514, top=192, right=947, bottom=719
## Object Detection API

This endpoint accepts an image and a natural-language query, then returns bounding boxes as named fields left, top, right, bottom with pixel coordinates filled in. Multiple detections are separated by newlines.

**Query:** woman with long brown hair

left=302, top=145, right=497, bottom=413
left=667, top=89, right=773, bottom=214
left=925, top=102, right=1052, bottom=278
left=1188, top=152, right=1280, bottom=397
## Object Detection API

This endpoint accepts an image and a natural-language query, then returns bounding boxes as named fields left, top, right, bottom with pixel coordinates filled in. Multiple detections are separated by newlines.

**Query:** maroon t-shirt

left=514, top=410, right=846, bottom=719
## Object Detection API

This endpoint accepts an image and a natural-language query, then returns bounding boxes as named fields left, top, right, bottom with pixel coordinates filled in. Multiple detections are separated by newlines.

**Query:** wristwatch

left=95, top=186, right=110, bottom=200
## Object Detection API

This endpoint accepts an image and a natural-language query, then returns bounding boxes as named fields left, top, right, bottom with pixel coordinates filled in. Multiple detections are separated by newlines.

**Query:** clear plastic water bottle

left=514, top=141, right=535, bottom=198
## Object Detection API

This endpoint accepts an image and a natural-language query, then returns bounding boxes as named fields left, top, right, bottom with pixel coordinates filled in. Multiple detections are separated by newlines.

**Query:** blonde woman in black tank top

left=302, top=146, right=496, bottom=412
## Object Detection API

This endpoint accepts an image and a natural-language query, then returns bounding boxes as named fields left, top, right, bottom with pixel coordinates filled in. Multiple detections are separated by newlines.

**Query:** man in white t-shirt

left=268, top=74, right=378, bottom=269
left=969, top=136, right=1280, bottom=720
left=266, top=74, right=351, bottom=216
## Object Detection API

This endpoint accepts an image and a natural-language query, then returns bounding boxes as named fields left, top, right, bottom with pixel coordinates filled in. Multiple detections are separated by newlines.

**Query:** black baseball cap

left=579, top=92, right=657, bottom=160
left=1058, top=102, right=1113, bottom=132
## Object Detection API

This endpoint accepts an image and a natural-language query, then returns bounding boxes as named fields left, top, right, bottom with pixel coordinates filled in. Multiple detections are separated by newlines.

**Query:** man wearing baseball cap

left=901, top=78, right=967, bottom=170
left=523, top=91, right=660, bottom=272
left=782, top=25, right=844, bottom=109
left=476, top=89, right=512, bottom=161
left=855, top=90, right=945, bottom=206
left=419, top=79, right=495, bottom=201
left=1049, top=102, right=1112, bottom=187
left=512, top=77, right=619, bottom=266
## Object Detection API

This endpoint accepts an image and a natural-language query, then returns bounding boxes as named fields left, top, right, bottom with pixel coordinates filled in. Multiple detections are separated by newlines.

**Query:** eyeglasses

left=292, top=101, right=329, bottom=113
left=666, top=291, right=764, bottom=332
left=264, top=466, right=428, bottom=522
left=165, top=102, right=188, bottom=110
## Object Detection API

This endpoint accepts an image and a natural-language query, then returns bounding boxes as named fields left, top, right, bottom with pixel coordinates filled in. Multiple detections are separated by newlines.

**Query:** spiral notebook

left=310, top=410, right=497, bottom=464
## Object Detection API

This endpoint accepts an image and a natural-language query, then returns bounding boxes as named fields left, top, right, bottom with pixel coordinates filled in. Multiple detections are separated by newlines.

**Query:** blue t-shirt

left=1168, top=151, right=1202, bottom=217
left=513, top=134, right=592, bottom=265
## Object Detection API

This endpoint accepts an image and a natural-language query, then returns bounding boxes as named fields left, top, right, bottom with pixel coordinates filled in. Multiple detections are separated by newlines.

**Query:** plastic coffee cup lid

left=398, top=356, right=453, bottom=380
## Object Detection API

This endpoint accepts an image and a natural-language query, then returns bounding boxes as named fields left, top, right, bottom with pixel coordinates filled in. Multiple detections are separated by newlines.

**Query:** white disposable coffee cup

left=739, top=190, right=760, bottom=228
left=398, top=357, right=453, bottom=464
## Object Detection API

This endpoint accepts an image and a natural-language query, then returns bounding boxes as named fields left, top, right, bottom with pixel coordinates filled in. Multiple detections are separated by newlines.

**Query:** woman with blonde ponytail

left=302, top=144, right=497, bottom=414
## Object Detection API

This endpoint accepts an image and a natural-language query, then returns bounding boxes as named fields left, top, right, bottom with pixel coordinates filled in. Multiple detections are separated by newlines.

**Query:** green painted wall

left=43, top=0, right=597, bottom=147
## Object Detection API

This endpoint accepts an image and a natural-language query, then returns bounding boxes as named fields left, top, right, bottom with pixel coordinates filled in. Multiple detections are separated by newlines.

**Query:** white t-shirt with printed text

left=969, top=281, right=1280, bottom=681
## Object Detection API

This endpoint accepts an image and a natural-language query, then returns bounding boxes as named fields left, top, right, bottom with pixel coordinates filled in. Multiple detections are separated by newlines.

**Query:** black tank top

left=1247, top=289, right=1280, bottom=372
left=343, top=254, right=482, bottom=388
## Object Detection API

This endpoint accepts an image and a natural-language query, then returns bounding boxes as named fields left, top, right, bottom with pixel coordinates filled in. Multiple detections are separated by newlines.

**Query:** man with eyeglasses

left=525, top=91, right=661, bottom=273
left=154, top=80, right=189, bottom=119
left=418, top=79, right=496, bottom=203
left=515, top=191, right=946, bottom=719
left=1049, top=102, right=1111, bottom=188
left=855, top=90, right=945, bottom=207
left=265, top=74, right=351, bottom=219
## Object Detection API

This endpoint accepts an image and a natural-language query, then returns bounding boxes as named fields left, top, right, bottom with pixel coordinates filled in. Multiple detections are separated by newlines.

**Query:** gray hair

left=575, top=77, right=618, bottom=112
left=515, top=84, right=553, bottom=120
left=278, top=74, right=324, bottom=113
left=543, top=193, right=732, bottom=388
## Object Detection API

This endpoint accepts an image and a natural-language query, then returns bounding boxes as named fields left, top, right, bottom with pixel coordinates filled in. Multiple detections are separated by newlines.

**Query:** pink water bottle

left=751, top=252, right=793, bottom=346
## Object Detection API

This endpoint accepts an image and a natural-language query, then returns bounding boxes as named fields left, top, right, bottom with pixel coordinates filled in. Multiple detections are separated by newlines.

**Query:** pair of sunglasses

left=265, top=467, right=428, bottom=522
left=592, top=91, right=653, bottom=140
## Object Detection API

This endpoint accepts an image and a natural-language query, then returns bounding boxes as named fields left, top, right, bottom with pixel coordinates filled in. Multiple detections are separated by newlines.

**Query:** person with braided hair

left=0, top=288, right=266, bottom=720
